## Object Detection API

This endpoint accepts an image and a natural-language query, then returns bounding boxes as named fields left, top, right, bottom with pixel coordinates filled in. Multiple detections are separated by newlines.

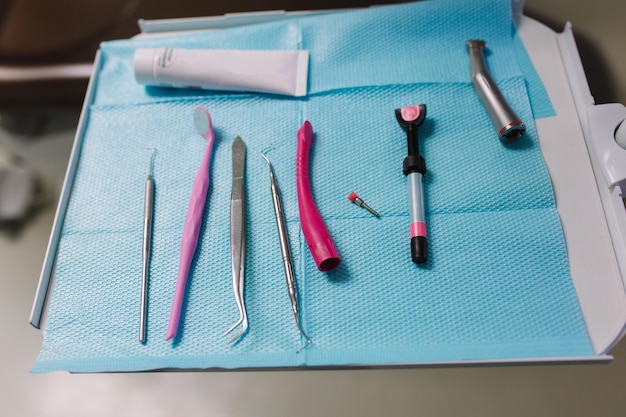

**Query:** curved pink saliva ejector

left=296, top=121, right=341, bottom=272
left=166, top=106, right=216, bottom=341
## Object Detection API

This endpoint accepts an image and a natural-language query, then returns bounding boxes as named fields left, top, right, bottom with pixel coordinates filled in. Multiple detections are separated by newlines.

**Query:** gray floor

left=2, top=1, right=626, bottom=416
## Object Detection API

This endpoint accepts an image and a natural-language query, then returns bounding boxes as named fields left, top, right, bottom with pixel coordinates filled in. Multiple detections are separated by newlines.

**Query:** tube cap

left=411, top=236, right=427, bottom=264
left=133, top=48, right=156, bottom=85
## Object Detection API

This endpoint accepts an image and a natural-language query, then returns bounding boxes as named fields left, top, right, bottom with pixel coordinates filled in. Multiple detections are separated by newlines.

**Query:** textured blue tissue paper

left=93, top=0, right=553, bottom=117
left=33, top=0, right=590, bottom=373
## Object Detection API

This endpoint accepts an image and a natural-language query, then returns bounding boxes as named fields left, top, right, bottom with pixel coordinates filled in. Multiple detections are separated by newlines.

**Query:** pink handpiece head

left=166, top=106, right=216, bottom=341
left=296, top=121, right=341, bottom=272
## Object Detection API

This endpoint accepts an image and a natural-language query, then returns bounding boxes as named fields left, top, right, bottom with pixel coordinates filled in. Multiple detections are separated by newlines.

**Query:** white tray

left=31, top=6, right=626, bottom=365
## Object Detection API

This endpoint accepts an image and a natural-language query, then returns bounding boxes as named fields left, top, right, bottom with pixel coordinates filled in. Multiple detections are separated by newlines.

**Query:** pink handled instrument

left=166, top=106, right=216, bottom=340
left=296, top=121, right=341, bottom=272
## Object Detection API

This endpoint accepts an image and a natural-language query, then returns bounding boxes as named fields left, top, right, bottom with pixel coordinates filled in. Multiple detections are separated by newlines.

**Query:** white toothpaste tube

left=134, top=48, right=309, bottom=97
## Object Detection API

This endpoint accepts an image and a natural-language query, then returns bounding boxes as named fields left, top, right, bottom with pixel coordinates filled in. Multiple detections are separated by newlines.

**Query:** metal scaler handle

left=261, top=150, right=312, bottom=352
left=467, top=40, right=526, bottom=144
left=140, top=149, right=156, bottom=343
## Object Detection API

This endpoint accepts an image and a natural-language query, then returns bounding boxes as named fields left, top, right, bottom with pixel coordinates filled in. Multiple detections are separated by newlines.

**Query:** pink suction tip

left=296, top=120, right=341, bottom=272
left=348, top=191, right=358, bottom=202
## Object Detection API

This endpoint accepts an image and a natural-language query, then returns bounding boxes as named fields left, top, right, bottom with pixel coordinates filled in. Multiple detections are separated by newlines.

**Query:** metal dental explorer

left=224, top=136, right=249, bottom=344
left=261, top=149, right=312, bottom=352
left=140, top=148, right=157, bottom=343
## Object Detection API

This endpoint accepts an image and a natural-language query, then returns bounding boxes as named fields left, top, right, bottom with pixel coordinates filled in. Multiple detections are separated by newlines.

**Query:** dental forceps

left=261, top=149, right=312, bottom=352
left=224, top=136, right=248, bottom=344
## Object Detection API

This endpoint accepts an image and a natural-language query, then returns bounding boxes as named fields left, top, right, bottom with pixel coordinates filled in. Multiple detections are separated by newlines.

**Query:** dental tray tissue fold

left=29, top=0, right=626, bottom=373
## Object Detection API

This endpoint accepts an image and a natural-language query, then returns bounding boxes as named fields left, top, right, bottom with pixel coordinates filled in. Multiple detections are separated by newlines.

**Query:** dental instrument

left=296, top=121, right=341, bottom=272
left=166, top=106, right=216, bottom=341
left=347, top=191, right=379, bottom=217
left=467, top=40, right=526, bottom=144
left=224, top=136, right=248, bottom=344
left=261, top=149, right=312, bottom=352
left=140, top=149, right=156, bottom=343
left=396, top=104, right=428, bottom=264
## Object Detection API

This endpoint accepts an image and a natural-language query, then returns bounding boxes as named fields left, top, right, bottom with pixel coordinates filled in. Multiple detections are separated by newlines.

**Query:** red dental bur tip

left=348, top=191, right=380, bottom=217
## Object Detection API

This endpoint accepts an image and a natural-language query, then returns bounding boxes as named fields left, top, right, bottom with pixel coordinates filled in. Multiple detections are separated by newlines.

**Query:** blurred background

left=1, top=0, right=625, bottom=416
left=1, top=0, right=624, bottom=108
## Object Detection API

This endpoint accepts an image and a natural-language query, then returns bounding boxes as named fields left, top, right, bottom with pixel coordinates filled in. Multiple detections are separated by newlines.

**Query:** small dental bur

left=467, top=40, right=525, bottom=144
left=347, top=191, right=379, bottom=217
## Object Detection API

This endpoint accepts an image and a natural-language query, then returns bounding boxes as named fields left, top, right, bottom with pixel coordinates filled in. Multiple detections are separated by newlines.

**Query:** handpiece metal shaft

left=467, top=40, right=525, bottom=144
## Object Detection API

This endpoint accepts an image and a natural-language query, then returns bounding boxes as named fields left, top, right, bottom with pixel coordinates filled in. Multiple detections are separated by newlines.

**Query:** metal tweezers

left=224, top=136, right=248, bottom=343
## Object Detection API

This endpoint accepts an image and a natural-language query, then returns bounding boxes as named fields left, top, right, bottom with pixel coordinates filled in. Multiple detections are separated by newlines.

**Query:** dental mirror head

left=194, top=106, right=213, bottom=140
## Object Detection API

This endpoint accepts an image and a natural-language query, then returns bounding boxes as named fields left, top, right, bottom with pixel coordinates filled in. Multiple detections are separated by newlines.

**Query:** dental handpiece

left=467, top=40, right=525, bottom=144
left=396, top=104, right=428, bottom=264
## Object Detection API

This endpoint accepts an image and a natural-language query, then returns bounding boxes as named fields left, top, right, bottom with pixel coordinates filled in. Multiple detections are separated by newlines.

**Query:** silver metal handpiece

left=261, top=150, right=312, bottom=352
left=467, top=40, right=526, bottom=144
